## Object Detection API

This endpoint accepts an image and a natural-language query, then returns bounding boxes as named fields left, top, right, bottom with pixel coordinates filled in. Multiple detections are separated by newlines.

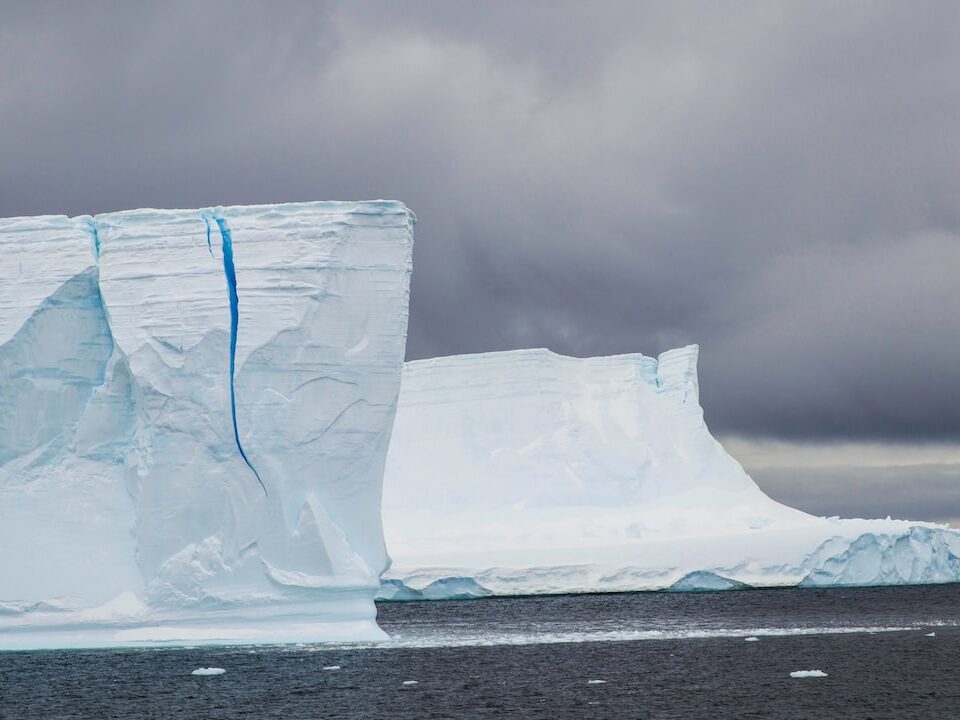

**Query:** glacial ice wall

left=0, top=201, right=414, bottom=649
left=381, top=347, right=960, bottom=598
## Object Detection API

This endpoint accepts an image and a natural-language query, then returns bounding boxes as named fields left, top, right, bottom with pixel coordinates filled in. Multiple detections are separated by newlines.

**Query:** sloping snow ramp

left=0, top=201, right=414, bottom=649
left=381, top=347, right=960, bottom=598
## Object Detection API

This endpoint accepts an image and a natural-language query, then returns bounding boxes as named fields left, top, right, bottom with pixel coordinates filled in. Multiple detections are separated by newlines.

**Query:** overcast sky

left=2, top=1, right=958, bottom=520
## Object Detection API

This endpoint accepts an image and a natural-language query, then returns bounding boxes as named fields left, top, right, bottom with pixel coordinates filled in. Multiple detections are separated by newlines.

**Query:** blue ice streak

left=84, top=218, right=101, bottom=259
left=204, top=218, right=213, bottom=255
left=214, top=216, right=266, bottom=495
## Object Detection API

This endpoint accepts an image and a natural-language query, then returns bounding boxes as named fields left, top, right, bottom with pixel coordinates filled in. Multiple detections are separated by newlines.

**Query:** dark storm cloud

left=2, top=1, right=959, bottom=441
left=752, top=464, right=960, bottom=526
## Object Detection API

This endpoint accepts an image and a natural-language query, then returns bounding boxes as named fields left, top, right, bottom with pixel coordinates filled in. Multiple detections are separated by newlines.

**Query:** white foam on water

left=191, top=667, right=226, bottom=676
left=352, top=624, right=922, bottom=650
left=790, top=670, right=828, bottom=678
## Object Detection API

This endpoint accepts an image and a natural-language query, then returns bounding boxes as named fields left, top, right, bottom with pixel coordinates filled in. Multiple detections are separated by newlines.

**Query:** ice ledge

left=381, top=521, right=960, bottom=599
left=402, top=344, right=700, bottom=400
left=92, top=200, right=416, bottom=234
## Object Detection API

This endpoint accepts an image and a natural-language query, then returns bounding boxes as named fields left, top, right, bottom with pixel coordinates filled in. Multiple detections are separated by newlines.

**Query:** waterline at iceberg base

left=0, top=202, right=414, bottom=650
left=380, top=347, right=960, bottom=599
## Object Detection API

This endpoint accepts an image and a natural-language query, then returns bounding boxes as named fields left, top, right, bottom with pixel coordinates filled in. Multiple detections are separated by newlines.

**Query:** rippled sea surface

left=2, top=584, right=959, bottom=719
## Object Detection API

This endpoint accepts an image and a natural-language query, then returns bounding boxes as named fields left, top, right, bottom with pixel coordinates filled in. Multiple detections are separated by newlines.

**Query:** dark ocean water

left=2, top=584, right=959, bottom=719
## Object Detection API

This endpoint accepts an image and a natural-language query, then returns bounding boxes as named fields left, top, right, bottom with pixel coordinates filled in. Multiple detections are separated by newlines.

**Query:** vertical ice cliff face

left=0, top=217, right=140, bottom=608
left=381, top=347, right=960, bottom=597
left=0, top=201, right=414, bottom=649
left=383, top=346, right=789, bottom=539
left=382, top=345, right=791, bottom=577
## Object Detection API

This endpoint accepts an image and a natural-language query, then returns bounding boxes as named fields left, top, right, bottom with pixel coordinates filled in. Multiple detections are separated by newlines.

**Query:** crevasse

left=213, top=214, right=266, bottom=495
left=204, top=216, right=213, bottom=255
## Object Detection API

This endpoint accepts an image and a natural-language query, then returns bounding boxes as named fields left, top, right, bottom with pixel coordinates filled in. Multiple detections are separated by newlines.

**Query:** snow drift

left=381, top=347, right=960, bottom=598
left=0, top=201, right=414, bottom=649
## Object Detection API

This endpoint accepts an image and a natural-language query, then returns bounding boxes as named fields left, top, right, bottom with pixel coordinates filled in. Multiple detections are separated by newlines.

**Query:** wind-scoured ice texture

left=381, top=347, right=960, bottom=599
left=0, top=202, right=414, bottom=650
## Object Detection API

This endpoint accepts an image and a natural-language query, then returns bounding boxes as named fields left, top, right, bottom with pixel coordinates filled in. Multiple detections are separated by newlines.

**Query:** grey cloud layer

left=2, top=0, right=958, bottom=441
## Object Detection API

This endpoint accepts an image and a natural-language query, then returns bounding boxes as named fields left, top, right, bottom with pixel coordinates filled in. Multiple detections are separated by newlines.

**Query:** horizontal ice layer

left=0, top=201, right=414, bottom=649
left=381, top=347, right=960, bottom=598
left=0, top=215, right=98, bottom=344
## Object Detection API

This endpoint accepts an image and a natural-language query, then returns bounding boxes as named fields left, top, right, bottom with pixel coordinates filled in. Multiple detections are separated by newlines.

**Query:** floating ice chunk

left=401, top=680, right=419, bottom=686
left=421, top=577, right=493, bottom=600
left=587, top=679, right=607, bottom=685
left=378, top=576, right=493, bottom=601
left=376, top=579, right=424, bottom=601
left=323, top=665, right=341, bottom=671
left=790, top=670, right=827, bottom=678
left=744, top=636, right=759, bottom=642
left=191, top=668, right=226, bottom=676
left=925, top=632, right=936, bottom=637
left=669, top=571, right=748, bottom=592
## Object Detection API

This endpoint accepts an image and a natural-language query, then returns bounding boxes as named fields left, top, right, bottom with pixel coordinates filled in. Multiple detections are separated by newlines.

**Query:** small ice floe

left=744, top=636, right=759, bottom=642
left=587, top=679, right=607, bottom=685
left=191, top=667, right=226, bottom=676
left=925, top=632, right=936, bottom=637
left=789, top=670, right=827, bottom=678
left=401, top=680, right=419, bottom=686
left=323, top=665, right=341, bottom=671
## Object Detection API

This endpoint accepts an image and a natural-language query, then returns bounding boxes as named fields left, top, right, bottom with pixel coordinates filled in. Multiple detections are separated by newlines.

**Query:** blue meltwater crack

left=204, top=217, right=213, bottom=255
left=214, top=215, right=266, bottom=495
left=83, top=217, right=101, bottom=259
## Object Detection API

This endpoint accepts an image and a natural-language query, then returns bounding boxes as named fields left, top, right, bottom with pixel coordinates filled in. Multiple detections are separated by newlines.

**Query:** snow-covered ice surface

left=789, top=670, right=828, bottom=678
left=381, top=347, right=960, bottom=599
left=191, top=667, right=226, bottom=676
left=0, top=202, right=414, bottom=650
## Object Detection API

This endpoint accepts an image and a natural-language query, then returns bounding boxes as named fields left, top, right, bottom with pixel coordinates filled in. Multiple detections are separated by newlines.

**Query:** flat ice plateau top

left=0, top=202, right=415, bottom=650
left=381, top=346, right=960, bottom=599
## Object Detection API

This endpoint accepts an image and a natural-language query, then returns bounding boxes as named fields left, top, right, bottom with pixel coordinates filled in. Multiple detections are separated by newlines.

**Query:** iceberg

left=0, top=201, right=415, bottom=650
left=381, top=347, right=960, bottom=598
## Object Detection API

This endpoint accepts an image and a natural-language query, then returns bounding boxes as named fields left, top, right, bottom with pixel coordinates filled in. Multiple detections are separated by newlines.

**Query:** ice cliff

left=381, top=347, right=960, bottom=598
left=0, top=201, right=414, bottom=649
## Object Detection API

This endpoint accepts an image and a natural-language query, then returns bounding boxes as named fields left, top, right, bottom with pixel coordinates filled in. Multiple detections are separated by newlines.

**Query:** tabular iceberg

left=0, top=201, right=414, bottom=649
left=381, top=346, right=960, bottom=598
